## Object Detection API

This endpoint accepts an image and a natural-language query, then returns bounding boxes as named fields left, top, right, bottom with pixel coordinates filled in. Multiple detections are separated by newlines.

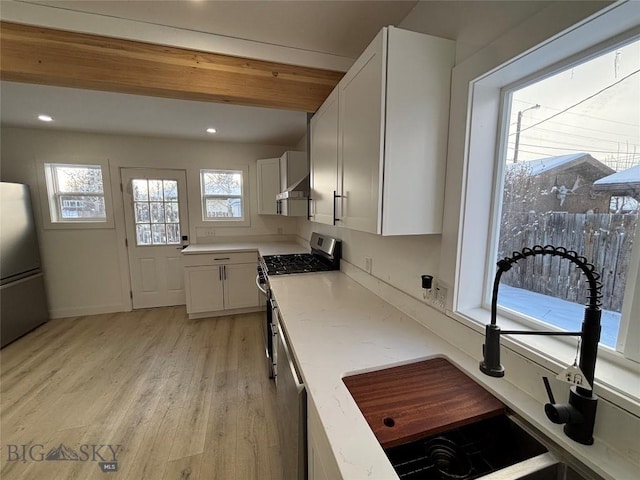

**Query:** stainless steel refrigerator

left=1, top=182, right=49, bottom=347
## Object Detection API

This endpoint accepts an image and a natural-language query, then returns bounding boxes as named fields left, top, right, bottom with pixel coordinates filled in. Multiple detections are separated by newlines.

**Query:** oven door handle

left=255, top=275, right=268, bottom=296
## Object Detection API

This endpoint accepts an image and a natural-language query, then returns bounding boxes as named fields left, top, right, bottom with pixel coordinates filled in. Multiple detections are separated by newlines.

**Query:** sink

left=516, top=462, right=591, bottom=480
left=343, top=358, right=600, bottom=480
left=384, top=414, right=548, bottom=479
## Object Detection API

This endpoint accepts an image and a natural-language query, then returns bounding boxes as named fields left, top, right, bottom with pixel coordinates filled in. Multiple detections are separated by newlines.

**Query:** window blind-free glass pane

left=164, top=180, right=178, bottom=201
left=167, top=224, right=180, bottom=244
left=132, top=178, right=181, bottom=246
left=136, top=224, right=152, bottom=245
left=150, top=203, right=165, bottom=223
left=202, top=171, right=242, bottom=195
left=134, top=202, right=150, bottom=223
left=165, top=202, right=179, bottom=223
left=148, top=180, right=163, bottom=201
left=133, top=179, right=149, bottom=201
left=55, top=165, right=104, bottom=193
left=204, top=197, right=242, bottom=218
left=151, top=224, right=167, bottom=244
left=59, top=195, right=106, bottom=219
left=496, top=39, right=639, bottom=348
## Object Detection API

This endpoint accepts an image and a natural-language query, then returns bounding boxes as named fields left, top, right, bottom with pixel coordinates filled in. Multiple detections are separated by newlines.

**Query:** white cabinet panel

left=185, top=266, right=224, bottom=314
left=310, top=88, right=339, bottom=225
left=382, top=29, right=454, bottom=235
left=339, top=29, right=385, bottom=234
left=223, top=263, right=259, bottom=310
left=257, top=157, right=280, bottom=215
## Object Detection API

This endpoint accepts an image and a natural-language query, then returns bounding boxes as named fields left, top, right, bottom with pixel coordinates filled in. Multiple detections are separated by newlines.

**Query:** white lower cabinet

left=183, top=251, right=260, bottom=319
left=308, top=396, right=341, bottom=480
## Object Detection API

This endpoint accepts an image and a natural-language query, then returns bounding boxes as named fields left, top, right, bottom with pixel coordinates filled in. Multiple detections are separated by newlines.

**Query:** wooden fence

left=498, top=212, right=638, bottom=312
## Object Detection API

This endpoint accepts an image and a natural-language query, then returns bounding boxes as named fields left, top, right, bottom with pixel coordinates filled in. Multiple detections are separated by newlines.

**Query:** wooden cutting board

left=343, top=357, right=505, bottom=448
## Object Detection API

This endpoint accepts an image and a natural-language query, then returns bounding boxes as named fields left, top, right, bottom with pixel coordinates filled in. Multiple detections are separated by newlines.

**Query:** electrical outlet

left=435, top=284, right=448, bottom=310
left=364, top=257, right=373, bottom=274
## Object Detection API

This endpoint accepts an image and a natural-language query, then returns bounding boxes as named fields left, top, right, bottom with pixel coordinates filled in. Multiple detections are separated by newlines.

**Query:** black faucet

left=480, top=245, right=602, bottom=445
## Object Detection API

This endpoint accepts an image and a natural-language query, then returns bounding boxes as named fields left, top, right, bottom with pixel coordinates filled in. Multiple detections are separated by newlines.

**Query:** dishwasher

left=275, top=306, right=307, bottom=480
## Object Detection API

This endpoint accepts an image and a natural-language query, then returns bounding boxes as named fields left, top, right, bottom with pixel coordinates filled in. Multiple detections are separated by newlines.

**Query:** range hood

left=276, top=174, right=310, bottom=200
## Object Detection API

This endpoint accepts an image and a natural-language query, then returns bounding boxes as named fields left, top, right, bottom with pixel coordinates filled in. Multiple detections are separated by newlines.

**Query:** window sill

left=43, top=219, right=115, bottom=230
left=449, top=306, right=640, bottom=417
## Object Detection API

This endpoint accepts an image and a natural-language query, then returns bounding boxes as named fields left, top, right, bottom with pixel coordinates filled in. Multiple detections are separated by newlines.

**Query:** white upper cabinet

left=310, top=87, right=340, bottom=225
left=310, top=26, right=455, bottom=235
left=257, top=157, right=280, bottom=215
left=257, top=151, right=307, bottom=216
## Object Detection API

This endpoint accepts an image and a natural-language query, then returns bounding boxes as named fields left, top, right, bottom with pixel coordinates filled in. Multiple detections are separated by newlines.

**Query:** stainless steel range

left=260, top=232, right=341, bottom=277
left=256, top=232, right=341, bottom=379
left=255, top=232, right=341, bottom=480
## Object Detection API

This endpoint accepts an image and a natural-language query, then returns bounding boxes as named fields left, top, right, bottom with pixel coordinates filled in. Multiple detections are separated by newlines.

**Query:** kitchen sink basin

left=515, top=461, right=591, bottom=480
left=343, top=358, right=600, bottom=480
left=384, top=414, right=548, bottom=479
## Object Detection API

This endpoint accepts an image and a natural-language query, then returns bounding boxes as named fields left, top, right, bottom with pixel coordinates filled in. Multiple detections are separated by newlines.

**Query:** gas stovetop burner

left=262, top=253, right=335, bottom=275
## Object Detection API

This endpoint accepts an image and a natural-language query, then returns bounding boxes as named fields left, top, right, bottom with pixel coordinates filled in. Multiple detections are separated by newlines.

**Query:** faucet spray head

left=480, top=324, right=505, bottom=377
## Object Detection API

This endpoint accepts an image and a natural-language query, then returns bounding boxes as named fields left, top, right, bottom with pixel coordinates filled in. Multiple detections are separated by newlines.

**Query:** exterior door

left=121, top=168, right=189, bottom=309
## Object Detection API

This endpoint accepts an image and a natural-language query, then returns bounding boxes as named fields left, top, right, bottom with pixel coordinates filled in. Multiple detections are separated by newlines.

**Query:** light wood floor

left=0, top=307, right=282, bottom=480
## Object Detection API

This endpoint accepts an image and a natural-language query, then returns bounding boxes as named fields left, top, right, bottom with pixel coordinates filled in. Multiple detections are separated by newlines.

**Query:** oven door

left=256, top=265, right=275, bottom=379
left=265, top=297, right=276, bottom=379
left=276, top=319, right=306, bottom=480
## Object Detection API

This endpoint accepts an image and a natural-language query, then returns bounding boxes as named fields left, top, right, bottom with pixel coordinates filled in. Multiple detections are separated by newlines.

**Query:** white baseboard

left=49, top=303, right=131, bottom=319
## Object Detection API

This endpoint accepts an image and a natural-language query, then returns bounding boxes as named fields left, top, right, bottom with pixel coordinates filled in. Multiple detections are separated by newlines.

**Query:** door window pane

left=164, top=180, right=178, bottom=201
left=136, top=224, right=152, bottom=246
left=132, top=178, right=181, bottom=246
left=497, top=39, right=639, bottom=348
left=132, top=179, right=149, bottom=201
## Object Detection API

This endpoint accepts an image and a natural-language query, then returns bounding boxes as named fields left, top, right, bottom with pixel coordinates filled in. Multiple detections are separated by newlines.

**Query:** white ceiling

left=0, top=0, right=418, bottom=145
left=0, top=81, right=310, bottom=145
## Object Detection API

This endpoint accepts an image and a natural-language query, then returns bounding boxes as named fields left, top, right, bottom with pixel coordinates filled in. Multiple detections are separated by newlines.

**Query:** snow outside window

left=495, top=38, right=639, bottom=349
left=200, top=169, right=244, bottom=221
left=44, top=163, right=107, bottom=222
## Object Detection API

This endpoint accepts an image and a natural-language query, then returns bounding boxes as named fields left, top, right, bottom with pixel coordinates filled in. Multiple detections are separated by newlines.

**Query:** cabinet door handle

left=223, top=265, right=227, bottom=280
left=219, top=265, right=223, bottom=281
left=333, top=190, right=343, bottom=225
left=214, top=257, right=230, bottom=261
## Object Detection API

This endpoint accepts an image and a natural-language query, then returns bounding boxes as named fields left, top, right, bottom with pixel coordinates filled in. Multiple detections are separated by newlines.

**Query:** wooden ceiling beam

left=0, top=21, right=344, bottom=112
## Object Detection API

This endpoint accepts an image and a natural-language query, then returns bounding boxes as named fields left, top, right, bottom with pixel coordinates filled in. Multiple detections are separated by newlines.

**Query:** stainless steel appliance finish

left=1, top=182, right=49, bottom=347
left=276, top=313, right=306, bottom=480
left=260, top=232, right=341, bottom=276
left=257, top=232, right=341, bottom=381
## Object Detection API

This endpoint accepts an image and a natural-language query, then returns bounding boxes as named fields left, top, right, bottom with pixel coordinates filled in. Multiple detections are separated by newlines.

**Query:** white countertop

left=182, top=241, right=308, bottom=256
left=269, top=270, right=635, bottom=480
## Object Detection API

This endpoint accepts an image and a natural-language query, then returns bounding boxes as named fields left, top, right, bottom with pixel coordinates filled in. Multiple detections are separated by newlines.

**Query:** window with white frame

left=455, top=1, right=640, bottom=378
left=495, top=38, right=639, bottom=349
left=200, top=169, right=244, bottom=221
left=44, top=163, right=107, bottom=222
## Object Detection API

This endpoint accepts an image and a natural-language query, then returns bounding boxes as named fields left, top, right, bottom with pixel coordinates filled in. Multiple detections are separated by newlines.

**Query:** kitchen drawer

left=183, top=251, right=257, bottom=267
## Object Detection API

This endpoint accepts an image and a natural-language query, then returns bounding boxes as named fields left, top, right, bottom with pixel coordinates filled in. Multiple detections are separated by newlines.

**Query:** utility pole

left=513, top=104, right=540, bottom=163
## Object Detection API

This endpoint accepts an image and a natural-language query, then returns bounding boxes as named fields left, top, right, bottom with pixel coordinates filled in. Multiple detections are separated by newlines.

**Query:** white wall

left=0, top=127, right=299, bottom=317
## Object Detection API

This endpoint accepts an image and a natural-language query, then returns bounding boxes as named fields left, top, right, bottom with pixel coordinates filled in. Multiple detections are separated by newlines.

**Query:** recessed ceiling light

left=38, top=114, right=54, bottom=122
left=206, top=127, right=217, bottom=134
